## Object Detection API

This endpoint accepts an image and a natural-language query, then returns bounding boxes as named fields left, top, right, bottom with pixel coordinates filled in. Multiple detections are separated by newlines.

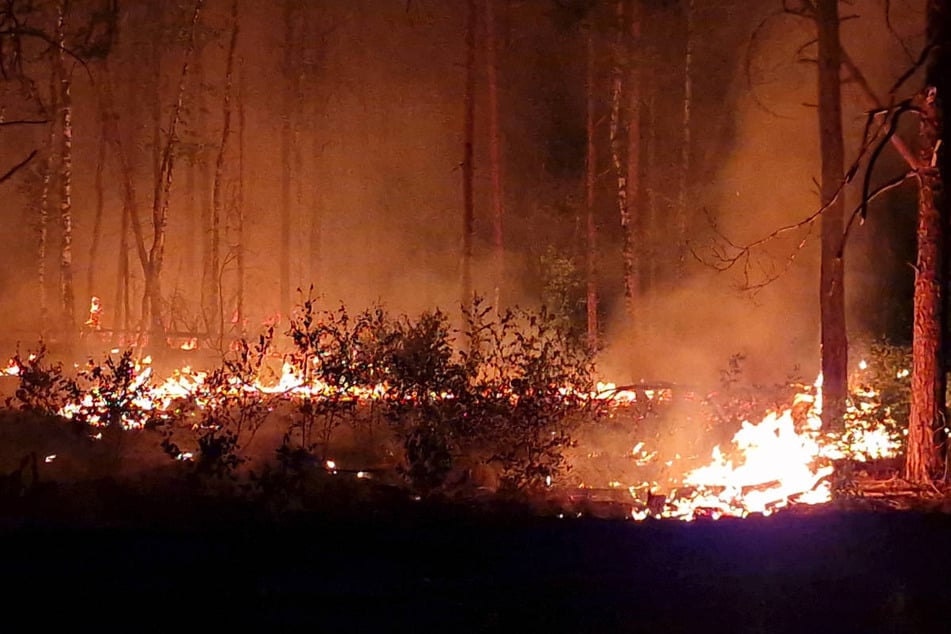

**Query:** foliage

left=539, top=246, right=586, bottom=342
left=5, top=344, right=77, bottom=416
left=159, top=327, right=277, bottom=482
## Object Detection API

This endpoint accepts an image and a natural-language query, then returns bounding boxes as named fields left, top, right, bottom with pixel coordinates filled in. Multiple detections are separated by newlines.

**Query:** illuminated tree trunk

left=485, top=0, right=504, bottom=311
left=905, top=0, right=951, bottom=483
left=585, top=31, right=598, bottom=353
left=280, top=0, right=295, bottom=316
left=145, top=0, right=204, bottom=340
left=88, top=104, right=106, bottom=301
left=56, top=1, right=76, bottom=333
left=235, top=64, right=247, bottom=330
left=99, top=61, right=146, bottom=332
left=211, top=0, right=240, bottom=339
left=38, top=65, right=58, bottom=333
left=675, top=0, right=693, bottom=275
left=609, top=0, right=631, bottom=320
left=624, top=0, right=641, bottom=317
left=816, top=0, right=847, bottom=430
left=461, top=0, right=476, bottom=314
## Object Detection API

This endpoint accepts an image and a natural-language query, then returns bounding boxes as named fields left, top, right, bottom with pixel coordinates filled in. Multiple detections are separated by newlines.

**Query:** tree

left=485, top=0, right=505, bottom=311
left=211, top=0, right=240, bottom=341
left=815, top=0, right=848, bottom=431
left=584, top=27, right=599, bottom=353
left=55, top=0, right=76, bottom=334
left=905, top=0, right=951, bottom=483
left=461, top=0, right=476, bottom=316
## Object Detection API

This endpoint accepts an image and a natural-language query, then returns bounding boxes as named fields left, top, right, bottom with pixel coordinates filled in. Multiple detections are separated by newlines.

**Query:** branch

left=838, top=169, right=916, bottom=259
left=0, top=148, right=37, bottom=185
left=884, top=0, right=916, bottom=64
left=745, top=8, right=797, bottom=120
left=0, top=119, right=47, bottom=126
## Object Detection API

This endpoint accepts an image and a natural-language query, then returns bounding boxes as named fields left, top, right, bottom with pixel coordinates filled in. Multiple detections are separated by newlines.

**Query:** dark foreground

left=2, top=502, right=949, bottom=633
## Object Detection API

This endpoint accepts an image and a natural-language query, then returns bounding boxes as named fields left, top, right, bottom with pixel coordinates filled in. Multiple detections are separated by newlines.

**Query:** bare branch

left=838, top=169, right=916, bottom=259
left=0, top=148, right=36, bottom=185
left=884, top=0, right=917, bottom=65
left=745, top=8, right=797, bottom=120
left=0, top=118, right=46, bottom=126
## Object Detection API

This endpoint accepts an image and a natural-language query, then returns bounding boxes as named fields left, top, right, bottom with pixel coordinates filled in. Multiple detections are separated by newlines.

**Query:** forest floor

left=2, top=475, right=950, bottom=633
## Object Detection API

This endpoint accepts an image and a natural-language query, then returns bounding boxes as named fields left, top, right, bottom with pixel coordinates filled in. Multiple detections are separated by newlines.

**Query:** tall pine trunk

left=485, top=0, right=504, bottom=311
left=211, top=0, right=240, bottom=340
left=461, top=0, right=476, bottom=315
left=624, top=0, right=641, bottom=318
left=38, top=64, right=58, bottom=334
left=609, top=0, right=630, bottom=318
left=905, top=0, right=951, bottom=483
left=56, top=1, right=75, bottom=334
left=88, top=101, right=107, bottom=302
left=816, top=0, right=848, bottom=430
left=145, top=0, right=204, bottom=341
left=584, top=30, right=598, bottom=353
left=675, top=0, right=693, bottom=275
left=280, top=0, right=295, bottom=316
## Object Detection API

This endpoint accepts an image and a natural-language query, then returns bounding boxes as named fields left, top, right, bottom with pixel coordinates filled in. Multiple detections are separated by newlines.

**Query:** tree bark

left=212, top=0, right=240, bottom=340
left=485, top=0, right=504, bottom=311
left=905, top=0, right=951, bottom=483
left=461, top=0, right=476, bottom=315
left=56, top=0, right=75, bottom=334
left=145, top=0, right=204, bottom=341
left=609, top=0, right=631, bottom=319
left=235, top=61, right=247, bottom=331
left=816, top=0, right=848, bottom=430
left=585, top=30, right=598, bottom=353
left=624, top=0, right=641, bottom=318
left=38, top=63, right=58, bottom=334
left=675, top=0, right=693, bottom=276
left=280, top=0, right=295, bottom=317
left=88, top=96, right=107, bottom=301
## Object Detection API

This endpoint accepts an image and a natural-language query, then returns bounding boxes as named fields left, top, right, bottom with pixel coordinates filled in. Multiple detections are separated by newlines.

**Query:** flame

left=627, top=374, right=902, bottom=521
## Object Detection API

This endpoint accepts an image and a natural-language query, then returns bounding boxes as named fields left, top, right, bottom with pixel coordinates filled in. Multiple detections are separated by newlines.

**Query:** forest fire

left=3, top=337, right=902, bottom=522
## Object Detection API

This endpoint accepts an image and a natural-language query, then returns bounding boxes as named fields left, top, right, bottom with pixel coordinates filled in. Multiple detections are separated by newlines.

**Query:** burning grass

left=0, top=298, right=920, bottom=523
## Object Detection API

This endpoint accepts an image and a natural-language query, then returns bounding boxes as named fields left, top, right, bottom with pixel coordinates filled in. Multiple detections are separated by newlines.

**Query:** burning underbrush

left=0, top=298, right=915, bottom=522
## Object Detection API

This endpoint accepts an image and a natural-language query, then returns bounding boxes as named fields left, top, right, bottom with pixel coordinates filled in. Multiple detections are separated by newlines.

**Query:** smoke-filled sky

left=0, top=0, right=929, bottom=384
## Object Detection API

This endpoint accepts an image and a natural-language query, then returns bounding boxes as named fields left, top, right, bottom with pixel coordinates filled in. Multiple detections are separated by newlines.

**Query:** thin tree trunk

left=88, top=98, right=107, bottom=300
left=585, top=31, right=598, bottom=353
left=280, top=0, right=295, bottom=316
left=461, top=0, right=476, bottom=314
left=56, top=1, right=75, bottom=334
left=145, top=0, right=204, bottom=341
left=38, top=64, right=58, bottom=334
left=626, top=0, right=641, bottom=314
left=236, top=61, right=247, bottom=330
left=905, top=0, right=950, bottom=483
left=485, top=0, right=504, bottom=311
left=212, top=0, right=240, bottom=340
left=816, top=0, right=848, bottom=430
left=675, top=0, right=693, bottom=275
left=610, top=0, right=633, bottom=320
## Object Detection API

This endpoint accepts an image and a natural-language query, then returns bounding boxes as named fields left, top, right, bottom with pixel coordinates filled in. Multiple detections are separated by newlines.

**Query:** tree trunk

left=88, top=98, right=107, bottom=301
left=145, top=0, right=204, bottom=341
left=280, top=0, right=295, bottom=317
left=675, top=0, right=693, bottom=276
left=461, top=0, right=476, bottom=315
left=585, top=30, right=598, bottom=354
left=905, top=0, right=951, bottom=483
left=56, top=1, right=75, bottom=334
left=816, top=0, right=848, bottom=430
left=609, top=0, right=631, bottom=319
left=38, top=64, right=58, bottom=334
left=211, top=0, right=240, bottom=340
left=485, top=0, right=504, bottom=311
left=235, top=62, right=247, bottom=331
left=624, top=0, right=641, bottom=318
